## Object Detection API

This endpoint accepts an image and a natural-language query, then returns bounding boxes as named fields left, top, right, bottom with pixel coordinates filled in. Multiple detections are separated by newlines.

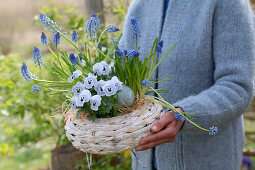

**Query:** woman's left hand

left=135, top=108, right=184, bottom=151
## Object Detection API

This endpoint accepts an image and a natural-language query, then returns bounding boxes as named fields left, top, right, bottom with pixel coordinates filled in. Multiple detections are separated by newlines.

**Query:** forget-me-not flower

left=90, top=95, right=102, bottom=111
left=83, top=73, right=97, bottom=89
left=41, top=32, right=49, bottom=46
left=103, top=80, right=117, bottom=96
left=76, top=89, right=91, bottom=107
left=33, top=47, right=44, bottom=69
left=21, top=62, right=36, bottom=82
left=72, top=81, right=85, bottom=97
left=71, top=29, right=78, bottom=42
left=68, top=70, right=82, bottom=83
left=94, top=80, right=106, bottom=96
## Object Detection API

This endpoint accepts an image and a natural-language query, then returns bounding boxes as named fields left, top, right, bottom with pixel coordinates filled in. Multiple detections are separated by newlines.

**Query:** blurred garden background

left=0, top=0, right=255, bottom=169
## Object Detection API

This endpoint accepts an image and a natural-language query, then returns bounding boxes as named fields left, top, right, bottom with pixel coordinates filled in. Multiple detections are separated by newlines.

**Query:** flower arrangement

left=21, top=12, right=218, bottom=155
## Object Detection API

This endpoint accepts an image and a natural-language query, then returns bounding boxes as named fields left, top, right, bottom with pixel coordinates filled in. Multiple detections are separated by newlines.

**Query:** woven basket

left=65, top=101, right=164, bottom=155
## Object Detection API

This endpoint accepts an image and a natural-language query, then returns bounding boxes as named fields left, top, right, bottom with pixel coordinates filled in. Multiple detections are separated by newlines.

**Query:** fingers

left=136, top=137, right=175, bottom=151
left=139, top=126, right=177, bottom=145
left=151, top=111, right=174, bottom=132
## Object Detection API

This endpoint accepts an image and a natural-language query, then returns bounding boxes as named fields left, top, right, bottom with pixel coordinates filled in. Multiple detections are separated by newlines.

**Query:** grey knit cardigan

left=119, top=0, right=255, bottom=169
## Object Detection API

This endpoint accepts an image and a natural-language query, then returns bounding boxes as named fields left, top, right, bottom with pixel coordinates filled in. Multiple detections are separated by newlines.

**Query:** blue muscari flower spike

left=40, top=12, right=61, bottom=34
left=71, top=29, right=78, bottom=42
left=141, top=80, right=152, bottom=88
left=31, top=84, right=42, bottom=93
left=242, top=156, right=253, bottom=169
left=69, top=52, right=79, bottom=66
left=156, top=40, right=164, bottom=55
left=105, top=24, right=119, bottom=33
left=209, top=126, right=218, bottom=135
left=33, top=47, right=44, bottom=69
left=85, top=13, right=100, bottom=40
left=115, top=48, right=124, bottom=57
left=175, top=112, right=185, bottom=121
left=110, top=37, right=118, bottom=45
left=78, top=52, right=82, bottom=64
left=53, top=32, right=61, bottom=45
left=41, top=32, right=49, bottom=46
left=97, top=42, right=102, bottom=51
left=130, top=17, right=141, bottom=38
left=127, top=50, right=140, bottom=58
left=21, top=62, right=36, bottom=82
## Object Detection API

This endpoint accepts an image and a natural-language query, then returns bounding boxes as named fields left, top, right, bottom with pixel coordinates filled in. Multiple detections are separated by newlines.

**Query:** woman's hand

left=135, top=109, right=184, bottom=151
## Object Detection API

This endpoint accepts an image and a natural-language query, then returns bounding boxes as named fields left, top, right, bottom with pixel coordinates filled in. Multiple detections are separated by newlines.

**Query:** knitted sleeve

left=173, top=0, right=255, bottom=134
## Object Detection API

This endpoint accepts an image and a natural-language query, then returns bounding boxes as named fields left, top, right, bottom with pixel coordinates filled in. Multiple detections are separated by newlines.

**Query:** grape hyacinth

left=83, top=73, right=97, bottom=89
left=41, top=32, right=49, bottom=46
left=127, top=50, right=140, bottom=58
left=209, top=126, right=218, bottom=135
left=105, top=24, right=119, bottom=33
left=76, top=89, right=91, bottom=107
left=85, top=13, right=100, bottom=40
left=21, top=62, right=36, bottom=82
left=156, top=40, right=164, bottom=55
left=130, top=17, right=141, bottom=38
left=31, top=84, right=42, bottom=93
left=33, top=47, right=44, bottom=69
left=71, top=29, right=78, bottom=42
left=39, top=12, right=61, bottom=34
left=69, top=52, right=79, bottom=66
left=115, top=48, right=124, bottom=57
left=53, top=32, right=61, bottom=45
left=175, top=112, right=185, bottom=121
left=141, top=80, right=152, bottom=88
left=90, top=95, right=102, bottom=111
left=97, top=42, right=102, bottom=51
left=68, top=70, right=82, bottom=83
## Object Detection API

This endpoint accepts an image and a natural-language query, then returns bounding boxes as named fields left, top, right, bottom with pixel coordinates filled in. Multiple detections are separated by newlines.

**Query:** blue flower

left=243, top=156, right=253, bottom=169
left=85, top=13, right=100, bottom=40
left=41, top=32, right=49, bottom=46
left=83, top=73, right=97, bottom=89
left=141, top=80, right=152, bottom=88
left=31, top=84, right=42, bottom=93
left=100, top=61, right=110, bottom=75
left=40, top=12, right=61, bottom=34
left=71, top=97, right=78, bottom=109
left=130, top=17, right=141, bottom=38
left=156, top=40, right=164, bottom=55
left=71, top=29, right=78, bottom=42
left=90, top=95, right=102, bottom=111
left=110, top=37, right=118, bottom=45
left=53, top=32, right=61, bottom=45
left=21, top=62, right=36, bottom=82
left=76, top=89, right=91, bottom=107
left=127, top=50, right=140, bottom=58
left=72, top=82, right=85, bottom=97
left=103, top=80, right=117, bottom=96
left=69, top=52, right=79, bottom=66
left=68, top=70, right=82, bottom=83
left=78, top=52, right=83, bottom=64
left=115, top=48, right=124, bottom=57
left=94, top=80, right=106, bottom=96
left=97, top=42, right=102, bottom=51
left=105, top=24, right=119, bottom=33
left=93, top=62, right=103, bottom=76
left=209, top=126, right=218, bottom=135
left=175, top=112, right=185, bottom=121
left=33, top=47, right=44, bottom=69
left=111, top=76, right=122, bottom=91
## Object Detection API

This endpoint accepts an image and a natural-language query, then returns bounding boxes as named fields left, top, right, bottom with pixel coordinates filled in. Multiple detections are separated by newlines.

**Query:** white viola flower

left=93, top=62, right=103, bottom=76
left=76, top=89, right=91, bottom=107
left=100, top=61, right=111, bottom=75
left=103, top=80, right=117, bottom=96
left=94, top=80, right=106, bottom=96
left=83, top=73, right=97, bottom=89
left=72, top=81, right=85, bottom=96
left=111, top=76, right=122, bottom=91
left=71, top=97, right=78, bottom=109
left=90, top=95, right=102, bottom=111
left=68, top=70, right=82, bottom=83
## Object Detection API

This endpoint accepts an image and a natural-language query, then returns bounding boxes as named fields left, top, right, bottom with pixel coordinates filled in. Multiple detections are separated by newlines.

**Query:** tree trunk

left=50, top=144, right=86, bottom=170
left=84, top=0, right=105, bottom=24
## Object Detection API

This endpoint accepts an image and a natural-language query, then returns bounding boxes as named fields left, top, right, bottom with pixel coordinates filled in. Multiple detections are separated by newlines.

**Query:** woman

left=120, top=0, right=255, bottom=169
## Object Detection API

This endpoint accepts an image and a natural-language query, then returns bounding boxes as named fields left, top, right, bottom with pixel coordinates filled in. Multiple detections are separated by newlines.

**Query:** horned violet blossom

left=76, top=89, right=91, bottom=107
left=72, top=82, right=85, bottom=97
left=71, top=97, right=78, bottom=109
left=103, top=80, right=117, bottom=96
left=33, top=47, right=43, bottom=69
left=68, top=70, right=82, bottom=83
left=94, top=80, right=106, bottom=96
left=100, top=61, right=110, bottom=75
left=90, top=95, right=102, bottom=111
left=111, top=76, right=122, bottom=91
left=84, top=73, right=97, bottom=89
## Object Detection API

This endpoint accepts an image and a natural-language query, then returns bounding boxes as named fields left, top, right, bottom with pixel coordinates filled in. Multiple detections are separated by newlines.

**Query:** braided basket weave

left=65, top=102, right=164, bottom=155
